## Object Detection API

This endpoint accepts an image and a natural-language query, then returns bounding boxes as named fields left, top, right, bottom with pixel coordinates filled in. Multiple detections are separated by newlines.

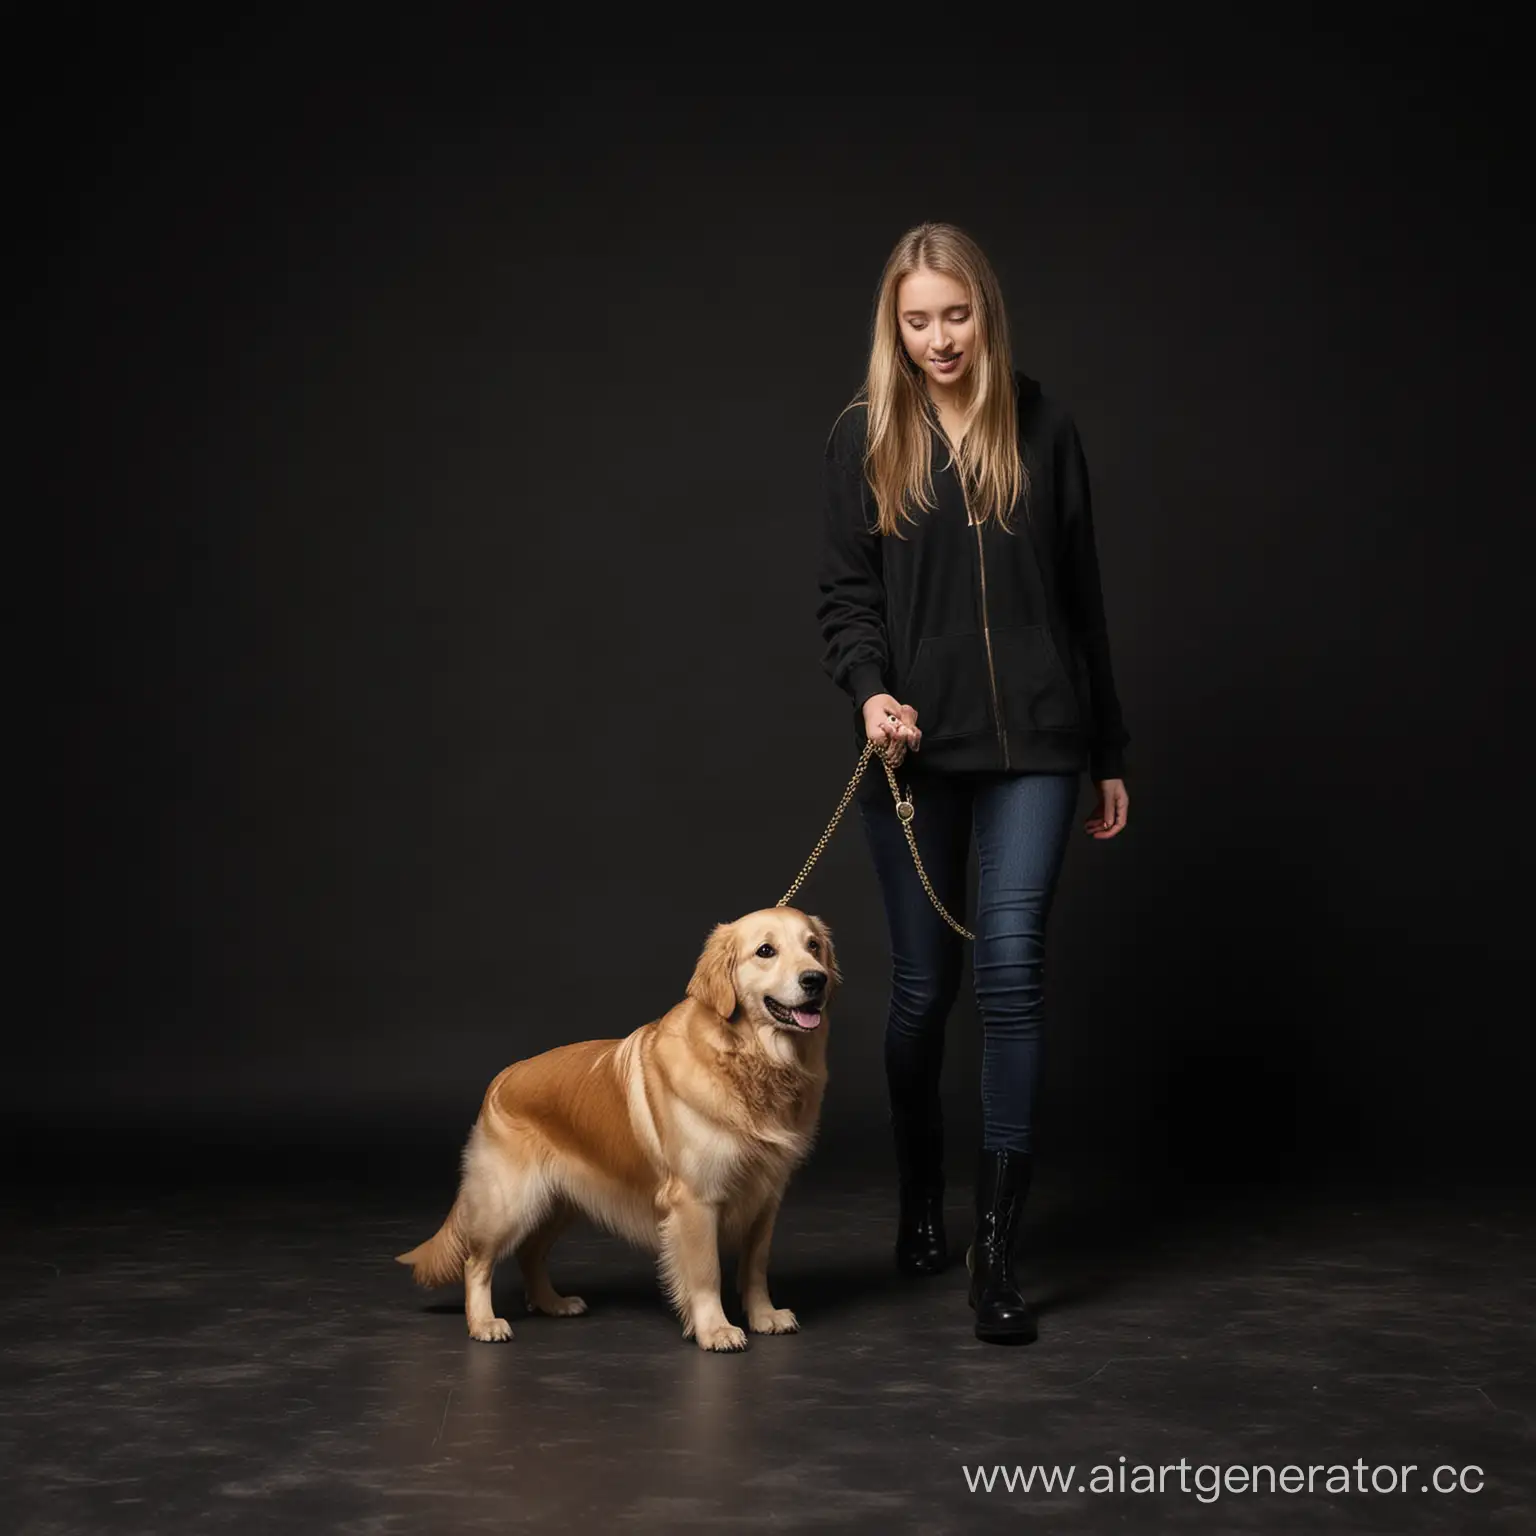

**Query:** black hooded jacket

left=815, top=370, right=1129, bottom=786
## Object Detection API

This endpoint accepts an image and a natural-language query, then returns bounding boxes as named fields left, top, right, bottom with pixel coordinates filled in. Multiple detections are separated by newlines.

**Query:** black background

left=23, top=13, right=1532, bottom=1188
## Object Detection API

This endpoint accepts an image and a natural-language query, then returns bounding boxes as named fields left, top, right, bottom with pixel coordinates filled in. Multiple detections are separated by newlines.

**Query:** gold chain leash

left=776, top=739, right=975, bottom=941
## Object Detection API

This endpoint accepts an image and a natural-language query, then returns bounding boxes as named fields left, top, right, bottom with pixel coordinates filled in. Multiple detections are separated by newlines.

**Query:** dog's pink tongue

left=791, top=1008, right=821, bottom=1030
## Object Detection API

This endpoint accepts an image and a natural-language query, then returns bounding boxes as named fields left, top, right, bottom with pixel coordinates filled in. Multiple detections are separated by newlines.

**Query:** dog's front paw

left=696, top=1320, right=749, bottom=1352
left=469, top=1316, right=514, bottom=1342
left=748, top=1306, right=799, bottom=1335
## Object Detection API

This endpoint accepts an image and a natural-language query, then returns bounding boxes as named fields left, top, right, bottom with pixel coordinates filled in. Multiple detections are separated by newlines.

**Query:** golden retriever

left=396, top=906, right=837, bottom=1350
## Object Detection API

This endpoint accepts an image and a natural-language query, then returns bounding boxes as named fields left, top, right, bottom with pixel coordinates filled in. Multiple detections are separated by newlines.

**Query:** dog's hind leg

left=458, top=1128, right=548, bottom=1343
left=517, top=1203, right=587, bottom=1317
left=463, top=1245, right=515, bottom=1343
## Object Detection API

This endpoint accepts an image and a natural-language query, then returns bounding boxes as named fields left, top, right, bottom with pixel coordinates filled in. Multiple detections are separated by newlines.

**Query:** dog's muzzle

left=765, top=971, right=826, bottom=1030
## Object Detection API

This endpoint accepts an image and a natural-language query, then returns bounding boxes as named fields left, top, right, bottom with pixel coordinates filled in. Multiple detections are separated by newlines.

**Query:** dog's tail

left=395, top=1204, right=469, bottom=1289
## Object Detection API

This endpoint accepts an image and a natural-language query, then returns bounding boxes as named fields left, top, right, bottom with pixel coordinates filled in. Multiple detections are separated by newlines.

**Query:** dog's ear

left=808, top=914, right=841, bottom=990
left=686, top=921, right=738, bottom=1020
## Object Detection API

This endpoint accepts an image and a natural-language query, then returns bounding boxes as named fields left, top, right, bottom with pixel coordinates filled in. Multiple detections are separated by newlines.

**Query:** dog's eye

left=756, top=943, right=776, bottom=959
left=807, top=939, right=820, bottom=954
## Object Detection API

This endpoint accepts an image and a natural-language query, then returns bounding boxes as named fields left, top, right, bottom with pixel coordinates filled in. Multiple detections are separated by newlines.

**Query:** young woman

left=815, top=222, right=1130, bottom=1345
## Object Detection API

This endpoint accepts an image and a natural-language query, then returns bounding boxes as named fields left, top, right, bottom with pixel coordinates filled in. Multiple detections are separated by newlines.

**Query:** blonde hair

left=847, top=222, right=1027, bottom=537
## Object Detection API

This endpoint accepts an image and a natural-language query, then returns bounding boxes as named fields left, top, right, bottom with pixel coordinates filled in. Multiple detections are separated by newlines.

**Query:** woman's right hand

left=861, top=694, right=922, bottom=769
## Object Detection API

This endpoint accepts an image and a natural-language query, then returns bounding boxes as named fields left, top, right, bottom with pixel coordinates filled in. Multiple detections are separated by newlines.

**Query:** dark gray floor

left=3, top=1156, right=1532, bottom=1534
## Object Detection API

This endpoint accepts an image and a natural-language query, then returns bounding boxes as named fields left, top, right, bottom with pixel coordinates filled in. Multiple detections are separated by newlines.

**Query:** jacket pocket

left=902, top=632, right=994, bottom=741
left=992, top=625, right=1080, bottom=731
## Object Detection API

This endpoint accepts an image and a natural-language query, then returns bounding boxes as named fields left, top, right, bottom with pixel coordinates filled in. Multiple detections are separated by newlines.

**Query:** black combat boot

left=966, top=1148, right=1038, bottom=1343
left=892, top=1115, right=948, bottom=1276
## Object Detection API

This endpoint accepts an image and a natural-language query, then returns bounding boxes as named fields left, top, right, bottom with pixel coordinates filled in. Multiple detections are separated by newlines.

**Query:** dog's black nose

left=799, top=970, right=826, bottom=994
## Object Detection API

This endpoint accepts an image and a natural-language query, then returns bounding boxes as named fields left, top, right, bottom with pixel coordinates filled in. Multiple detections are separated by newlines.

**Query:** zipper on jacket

left=960, top=477, right=1010, bottom=771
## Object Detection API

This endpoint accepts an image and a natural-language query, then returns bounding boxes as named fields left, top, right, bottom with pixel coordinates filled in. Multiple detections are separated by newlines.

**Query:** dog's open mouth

left=764, top=996, right=822, bottom=1030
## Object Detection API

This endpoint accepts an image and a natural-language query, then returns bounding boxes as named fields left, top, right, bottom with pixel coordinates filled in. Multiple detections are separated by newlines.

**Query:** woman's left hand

left=1084, top=778, right=1129, bottom=839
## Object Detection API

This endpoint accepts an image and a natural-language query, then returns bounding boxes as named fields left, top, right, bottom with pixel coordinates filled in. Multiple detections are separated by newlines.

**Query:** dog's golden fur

left=396, top=907, right=838, bottom=1350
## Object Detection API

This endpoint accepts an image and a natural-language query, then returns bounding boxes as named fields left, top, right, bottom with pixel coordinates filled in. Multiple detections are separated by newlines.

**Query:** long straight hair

left=850, top=222, right=1027, bottom=537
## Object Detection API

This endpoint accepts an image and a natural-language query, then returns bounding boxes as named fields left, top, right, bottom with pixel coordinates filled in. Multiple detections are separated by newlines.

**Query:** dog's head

left=686, top=907, right=840, bottom=1033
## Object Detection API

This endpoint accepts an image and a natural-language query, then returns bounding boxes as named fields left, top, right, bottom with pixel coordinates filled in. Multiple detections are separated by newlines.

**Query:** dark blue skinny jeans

left=858, top=767, right=1079, bottom=1154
